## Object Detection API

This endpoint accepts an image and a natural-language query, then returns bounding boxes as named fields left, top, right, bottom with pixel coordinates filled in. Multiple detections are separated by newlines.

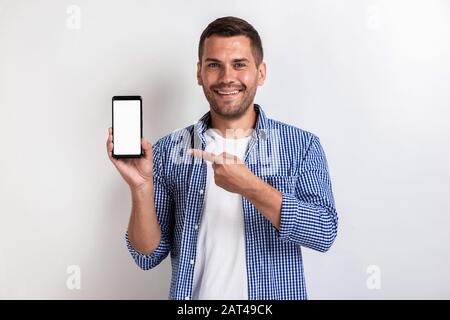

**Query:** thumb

left=141, top=138, right=152, bottom=160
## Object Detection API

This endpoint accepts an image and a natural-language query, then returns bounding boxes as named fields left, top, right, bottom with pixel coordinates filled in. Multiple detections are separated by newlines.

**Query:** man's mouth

left=213, top=88, right=243, bottom=96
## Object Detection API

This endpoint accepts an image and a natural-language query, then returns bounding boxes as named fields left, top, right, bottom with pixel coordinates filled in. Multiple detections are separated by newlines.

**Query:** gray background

left=0, top=0, right=449, bottom=299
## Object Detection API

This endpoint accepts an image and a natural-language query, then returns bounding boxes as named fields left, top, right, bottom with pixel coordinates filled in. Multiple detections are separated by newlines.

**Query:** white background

left=0, top=0, right=449, bottom=299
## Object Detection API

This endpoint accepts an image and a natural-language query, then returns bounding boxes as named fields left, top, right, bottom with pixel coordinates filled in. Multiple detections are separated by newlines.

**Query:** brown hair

left=198, top=16, right=264, bottom=66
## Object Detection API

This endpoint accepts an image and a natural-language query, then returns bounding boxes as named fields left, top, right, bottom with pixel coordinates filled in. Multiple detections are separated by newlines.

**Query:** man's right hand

left=106, top=127, right=154, bottom=191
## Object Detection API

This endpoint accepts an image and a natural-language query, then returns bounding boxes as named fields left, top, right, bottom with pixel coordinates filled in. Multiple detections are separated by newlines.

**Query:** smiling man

left=107, top=16, right=338, bottom=300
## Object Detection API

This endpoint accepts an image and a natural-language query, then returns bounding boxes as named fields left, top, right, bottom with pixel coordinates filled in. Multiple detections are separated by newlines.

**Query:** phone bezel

left=112, top=95, right=143, bottom=158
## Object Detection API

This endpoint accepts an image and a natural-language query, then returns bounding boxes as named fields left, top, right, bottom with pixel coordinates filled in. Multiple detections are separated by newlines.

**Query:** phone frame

left=112, top=95, right=143, bottom=158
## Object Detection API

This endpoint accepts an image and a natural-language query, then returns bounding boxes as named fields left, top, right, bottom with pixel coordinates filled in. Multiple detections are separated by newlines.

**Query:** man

left=106, top=16, right=338, bottom=300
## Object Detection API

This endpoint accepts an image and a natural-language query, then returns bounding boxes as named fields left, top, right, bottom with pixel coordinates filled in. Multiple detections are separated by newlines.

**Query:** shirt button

left=199, top=189, right=204, bottom=195
left=194, top=224, right=199, bottom=230
left=190, top=259, right=195, bottom=265
left=260, top=130, right=267, bottom=140
left=185, top=296, right=190, bottom=300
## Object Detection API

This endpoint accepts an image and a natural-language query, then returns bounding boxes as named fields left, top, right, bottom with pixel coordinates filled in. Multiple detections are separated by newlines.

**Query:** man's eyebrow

left=232, top=58, right=250, bottom=63
left=204, top=58, right=250, bottom=63
left=204, top=58, right=222, bottom=63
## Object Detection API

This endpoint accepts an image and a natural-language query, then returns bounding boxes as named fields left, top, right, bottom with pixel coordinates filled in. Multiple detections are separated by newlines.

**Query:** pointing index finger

left=188, top=149, right=216, bottom=163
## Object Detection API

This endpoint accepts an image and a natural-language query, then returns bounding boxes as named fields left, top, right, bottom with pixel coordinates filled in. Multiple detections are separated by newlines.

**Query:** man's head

left=197, top=16, right=266, bottom=119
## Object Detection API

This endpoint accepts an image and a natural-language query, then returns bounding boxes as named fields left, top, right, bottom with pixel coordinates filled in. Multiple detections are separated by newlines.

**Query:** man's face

left=197, top=35, right=266, bottom=118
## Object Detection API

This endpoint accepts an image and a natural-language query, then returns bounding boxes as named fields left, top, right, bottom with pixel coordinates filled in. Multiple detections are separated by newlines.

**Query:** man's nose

left=219, top=64, right=237, bottom=83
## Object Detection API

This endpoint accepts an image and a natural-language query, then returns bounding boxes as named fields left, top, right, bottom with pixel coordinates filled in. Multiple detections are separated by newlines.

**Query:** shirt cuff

left=125, top=231, right=167, bottom=270
left=273, top=192, right=299, bottom=242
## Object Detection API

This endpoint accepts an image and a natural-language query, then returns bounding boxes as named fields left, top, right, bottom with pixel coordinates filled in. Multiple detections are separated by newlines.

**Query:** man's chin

left=212, top=103, right=248, bottom=118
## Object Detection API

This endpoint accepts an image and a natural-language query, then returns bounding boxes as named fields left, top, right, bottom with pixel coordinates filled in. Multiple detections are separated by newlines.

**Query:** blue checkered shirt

left=125, top=104, right=338, bottom=300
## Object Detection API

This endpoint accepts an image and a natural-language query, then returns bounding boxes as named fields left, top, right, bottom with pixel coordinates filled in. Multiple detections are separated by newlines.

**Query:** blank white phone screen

left=113, top=100, right=141, bottom=155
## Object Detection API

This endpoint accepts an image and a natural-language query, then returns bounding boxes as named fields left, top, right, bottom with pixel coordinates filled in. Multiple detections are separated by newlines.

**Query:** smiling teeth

left=217, top=90, right=239, bottom=95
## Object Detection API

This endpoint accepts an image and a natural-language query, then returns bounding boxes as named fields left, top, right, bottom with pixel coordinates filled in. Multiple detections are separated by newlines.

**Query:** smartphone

left=112, top=96, right=143, bottom=158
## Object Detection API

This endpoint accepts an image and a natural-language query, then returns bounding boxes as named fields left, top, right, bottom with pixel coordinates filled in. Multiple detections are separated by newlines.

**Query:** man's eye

left=208, top=63, right=219, bottom=68
left=235, top=63, right=246, bottom=68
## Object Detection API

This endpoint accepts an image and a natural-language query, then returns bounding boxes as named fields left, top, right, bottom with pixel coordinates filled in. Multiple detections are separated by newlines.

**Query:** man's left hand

left=188, top=148, right=256, bottom=195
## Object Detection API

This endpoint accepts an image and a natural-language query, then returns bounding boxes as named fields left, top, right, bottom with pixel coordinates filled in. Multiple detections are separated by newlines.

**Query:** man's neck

left=209, top=104, right=257, bottom=139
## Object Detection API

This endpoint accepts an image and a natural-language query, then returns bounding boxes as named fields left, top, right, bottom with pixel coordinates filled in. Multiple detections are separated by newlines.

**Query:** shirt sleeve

left=125, top=139, right=175, bottom=270
left=276, top=134, right=339, bottom=252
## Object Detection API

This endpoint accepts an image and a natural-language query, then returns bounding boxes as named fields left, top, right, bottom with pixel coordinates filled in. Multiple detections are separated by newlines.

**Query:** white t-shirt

left=191, top=128, right=252, bottom=300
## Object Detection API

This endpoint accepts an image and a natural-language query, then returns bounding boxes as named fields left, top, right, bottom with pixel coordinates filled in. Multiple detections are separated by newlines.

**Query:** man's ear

left=257, top=62, right=266, bottom=86
left=197, top=62, right=203, bottom=86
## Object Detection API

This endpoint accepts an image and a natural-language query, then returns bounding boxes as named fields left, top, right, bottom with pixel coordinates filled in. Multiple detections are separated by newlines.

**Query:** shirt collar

left=194, top=104, right=270, bottom=147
